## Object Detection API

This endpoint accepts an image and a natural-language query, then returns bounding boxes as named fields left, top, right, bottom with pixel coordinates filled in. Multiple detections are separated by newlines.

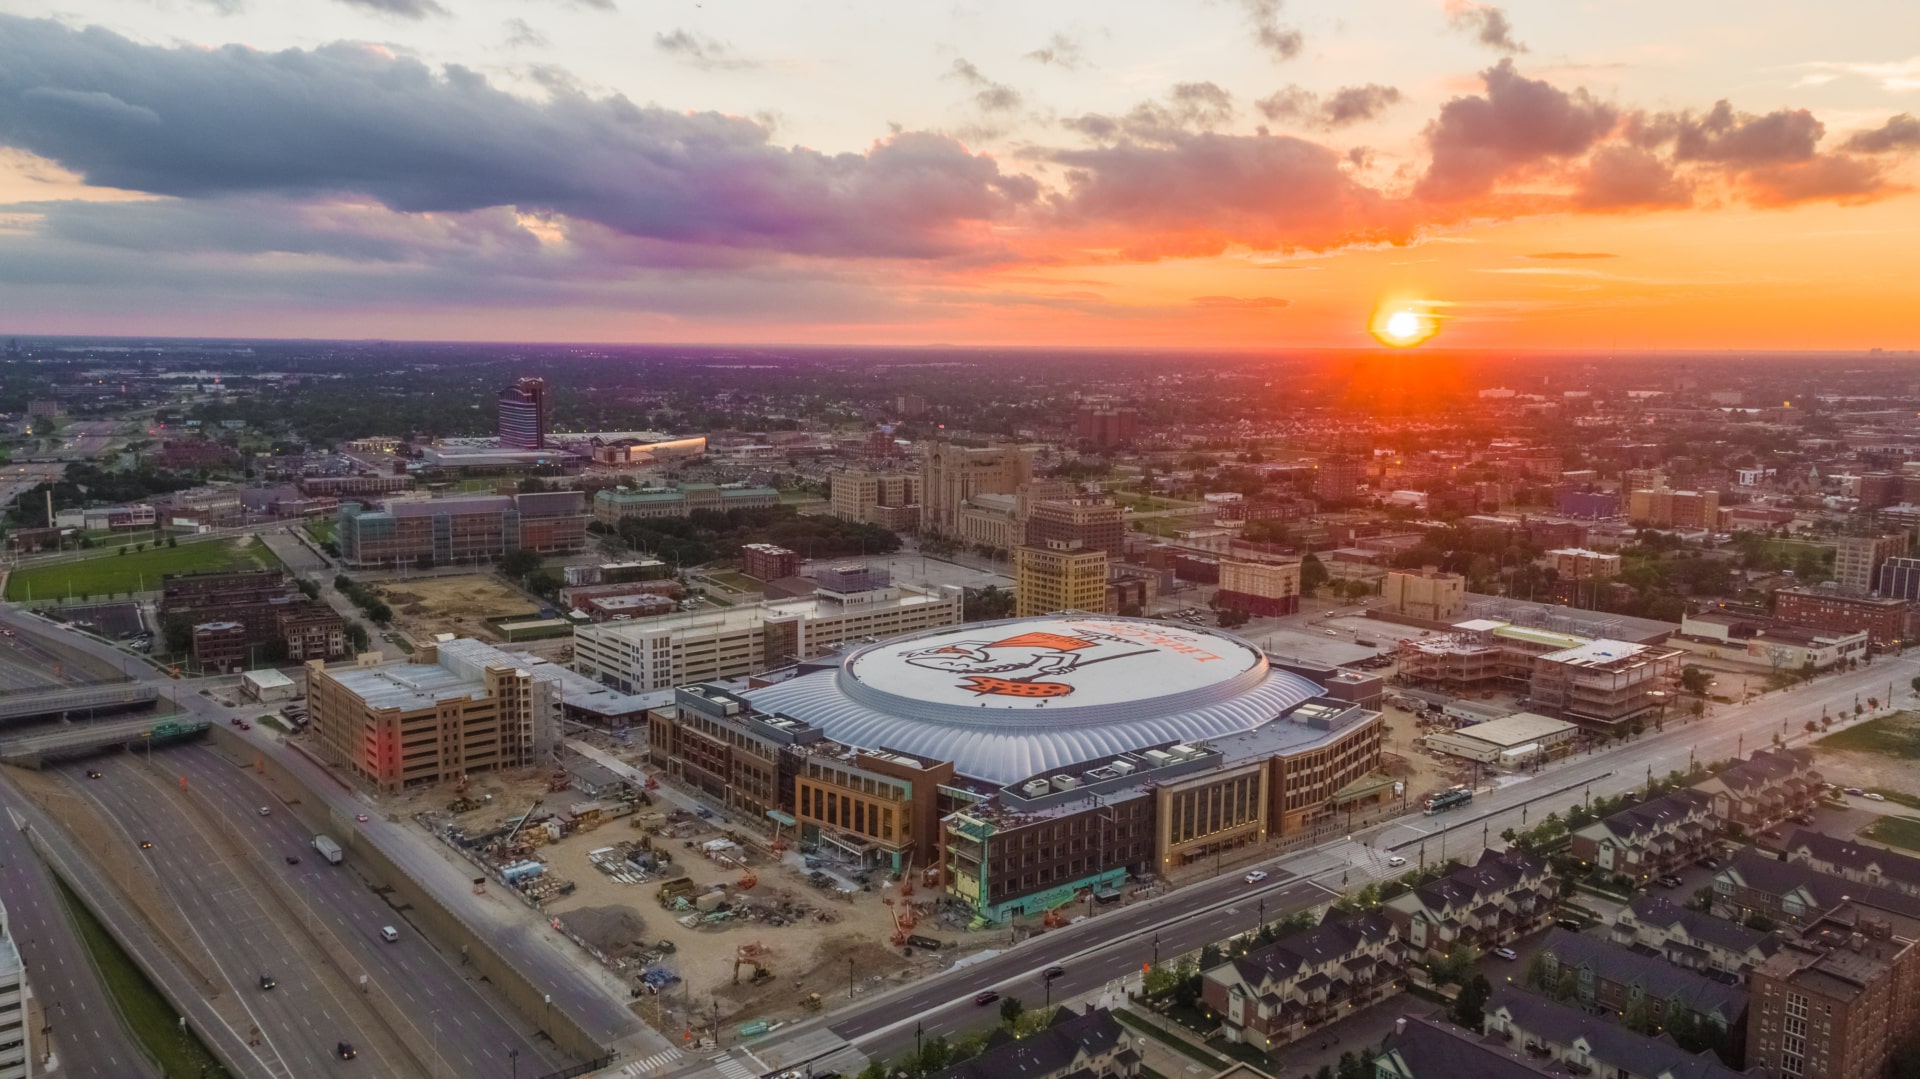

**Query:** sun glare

left=1369, top=303, right=1441, bottom=348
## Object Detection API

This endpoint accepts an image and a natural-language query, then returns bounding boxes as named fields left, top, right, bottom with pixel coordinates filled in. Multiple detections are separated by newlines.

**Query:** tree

left=1216, top=607, right=1250, bottom=629
left=500, top=548, right=543, bottom=579
left=1300, top=553, right=1329, bottom=596
left=856, top=1062, right=887, bottom=1079
left=344, top=620, right=371, bottom=653
left=999, top=995, right=1024, bottom=1026
left=1451, top=974, right=1491, bottom=1030
left=1680, top=665, right=1712, bottom=696
left=1336, top=1051, right=1364, bottom=1079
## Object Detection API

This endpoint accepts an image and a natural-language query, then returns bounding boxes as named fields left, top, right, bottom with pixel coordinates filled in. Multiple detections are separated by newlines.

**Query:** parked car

left=1845, top=787, right=1867, bottom=797
left=1493, top=947, right=1519, bottom=961
left=1866, top=792, right=1888, bottom=802
left=1657, top=875, right=1685, bottom=889
left=1793, top=813, right=1816, bottom=825
left=1245, top=870, right=1268, bottom=884
left=1555, top=918, right=1584, bottom=931
left=974, top=990, right=999, bottom=1006
left=1700, top=856, right=1720, bottom=870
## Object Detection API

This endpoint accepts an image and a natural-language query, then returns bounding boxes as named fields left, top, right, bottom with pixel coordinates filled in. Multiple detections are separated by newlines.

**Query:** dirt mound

left=383, top=590, right=424, bottom=604
left=563, top=905, right=650, bottom=960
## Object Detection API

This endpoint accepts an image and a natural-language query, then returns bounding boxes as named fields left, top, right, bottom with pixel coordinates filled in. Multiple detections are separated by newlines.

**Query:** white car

left=1386, top=855, right=1407, bottom=867
left=1493, top=947, right=1519, bottom=961
left=1865, top=792, right=1888, bottom=802
left=1244, top=870, right=1269, bottom=884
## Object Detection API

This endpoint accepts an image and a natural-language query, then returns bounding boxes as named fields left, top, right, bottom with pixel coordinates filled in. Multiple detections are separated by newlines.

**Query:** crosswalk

left=708, top=1052, right=760, bottom=1079
left=620, top=1047, right=683, bottom=1076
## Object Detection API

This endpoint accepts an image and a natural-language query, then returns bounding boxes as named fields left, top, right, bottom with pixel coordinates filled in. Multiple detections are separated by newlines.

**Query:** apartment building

left=1610, top=894, right=1777, bottom=975
left=1014, top=540, right=1109, bottom=617
left=1204, top=911, right=1404, bottom=1050
left=278, top=605, right=347, bottom=661
left=1627, top=487, right=1721, bottom=529
left=1774, top=586, right=1917, bottom=650
left=573, top=583, right=963, bottom=692
left=1214, top=559, right=1302, bottom=617
left=1748, top=900, right=1920, bottom=1079
left=1534, top=929, right=1748, bottom=1032
left=1544, top=547, right=1621, bottom=580
left=1384, top=848, right=1555, bottom=961
left=1380, top=567, right=1467, bottom=622
left=1692, top=748, right=1823, bottom=832
left=740, top=543, right=800, bottom=581
left=337, top=491, right=587, bottom=567
left=307, top=641, right=560, bottom=793
left=1569, top=788, right=1717, bottom=884
left=828, top=469, right=921, bottom=531
left=1705, top=848, right=1920, bottom=930
left=1836, top=532, right=1911, bottom=593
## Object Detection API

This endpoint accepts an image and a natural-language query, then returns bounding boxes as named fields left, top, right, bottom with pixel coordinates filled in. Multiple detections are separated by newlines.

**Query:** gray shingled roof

left=930, top=1007, right=1125, bottom=1079
left=1539, top=929, right=1748, bottom=1024
left=1787, top=829, right=1920, bottom=889
left=1625, top=894, right=1776, bottom=958
left=1490, top=988, right=1749, bottom=1079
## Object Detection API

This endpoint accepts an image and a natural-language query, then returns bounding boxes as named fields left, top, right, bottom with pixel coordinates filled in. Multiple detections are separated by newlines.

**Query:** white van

left=379, top=926, right=399, bottom=942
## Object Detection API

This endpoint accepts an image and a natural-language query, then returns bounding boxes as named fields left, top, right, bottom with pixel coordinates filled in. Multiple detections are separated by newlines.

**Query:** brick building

left=1024, top=497, right=1124, bottom=558
left=740, top=543, right=801, bottom=581
left=1774, top=587, right=1916, bottom=650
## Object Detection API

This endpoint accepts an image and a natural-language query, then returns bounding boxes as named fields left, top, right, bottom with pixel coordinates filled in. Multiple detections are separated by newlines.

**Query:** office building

left=1024, top=497, right=1124, bottom=558
left=337, top=491, right=588, bottom=567
left=1015, top=540, right=1109, bottom=616
left=1214, top=559, right=1302, bottom=617
left=1073, top=405, right=1141, bottom=447
left=307, top=641, right=560, bottom=793
left=1878, top=556, right=1920, bottom=600
left=1626, top=487, right=1720, bottom=529
left=920, top=442, right=1031, bottom=535
left=591, top=483, right=780, bottom=524
left=1774, top=586, right=1917, bottom=649
left=829, top=469, right=921, bottom=531
left=497, top=376, right=546, bottom=449
left=1544, top=548, right=1621, bottom=580
left=1837, top=532, right=1911, bottom=593
left=573, top=582, right=963, bottom=692
left=1380, top=568, right=1466, bottom=622
left=1313, top=458, right=1365, bottom=501
left=0, top=901, right=26, bottom=1079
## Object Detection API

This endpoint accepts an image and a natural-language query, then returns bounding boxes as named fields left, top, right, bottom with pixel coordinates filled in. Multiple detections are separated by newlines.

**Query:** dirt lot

left=372, top=574, right=539, bottom=642
left=1379, top=703, right=1469, bottom=797
left=1815, top=711, right=1920, bottom=801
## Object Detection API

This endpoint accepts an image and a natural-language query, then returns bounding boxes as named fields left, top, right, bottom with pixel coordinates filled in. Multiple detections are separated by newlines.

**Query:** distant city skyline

left=0, top=2, right=1916, bottom=348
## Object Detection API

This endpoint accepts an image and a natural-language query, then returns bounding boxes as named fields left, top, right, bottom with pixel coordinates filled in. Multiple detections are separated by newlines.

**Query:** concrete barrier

left=209, top=726, right=613, bottom=1063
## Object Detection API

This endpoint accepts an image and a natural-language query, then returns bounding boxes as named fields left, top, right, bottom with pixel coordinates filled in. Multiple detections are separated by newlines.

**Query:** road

left=59, top=756, right=394, bottom=1078
left=709, top=650, right=1920, bottom=1075
left=165, top=742, right=559, bottom=1077
left=0, top=789, right=155, bottom=1078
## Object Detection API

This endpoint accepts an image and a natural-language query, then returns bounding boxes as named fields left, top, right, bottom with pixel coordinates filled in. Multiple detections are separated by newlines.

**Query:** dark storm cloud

left=1445, top=1, right=1526, bottom=54
left=1841, top=114, right=1920, bottom=154
left=335, top=0, right=449, bottom=20
left=0, top=16, right=1035, bottom=260
left=1417, top=59, right=1618, bottom=201
left=1256, top=83, right=1401, bottom=128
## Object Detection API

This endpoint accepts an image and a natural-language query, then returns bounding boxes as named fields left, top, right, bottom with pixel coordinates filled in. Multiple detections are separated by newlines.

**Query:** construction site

left=373, top=573, right=540, bottom=642
left=390, top=754, right=968, bottom=1047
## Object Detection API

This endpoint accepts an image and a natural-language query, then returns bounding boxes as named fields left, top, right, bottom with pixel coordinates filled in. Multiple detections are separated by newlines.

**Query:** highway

left=59, top=756, right=397, bottom=1078
left=706, top=650, right=1920, bottom=1075
left=0, top=789, right=155, bottom=1078
left=165, top=743, right=560, bottom=1077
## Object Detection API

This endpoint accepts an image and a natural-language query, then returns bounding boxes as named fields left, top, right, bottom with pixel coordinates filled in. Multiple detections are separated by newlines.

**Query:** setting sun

left=1370, top=304, right=1440, bottom=348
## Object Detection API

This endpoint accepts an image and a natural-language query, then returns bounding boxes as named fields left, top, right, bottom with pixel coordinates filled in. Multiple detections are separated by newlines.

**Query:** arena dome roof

left=743, top=615, right=1326, bottom=785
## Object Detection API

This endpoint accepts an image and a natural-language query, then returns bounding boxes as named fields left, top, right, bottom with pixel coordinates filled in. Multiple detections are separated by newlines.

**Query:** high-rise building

left=829, top=469, right=921, bottom=531
left=497, top=377, right=547, bottom=449
left=1215, top=560, right=1302, bottom=616
left=1014, top=540, right=1108, bottom=616
left=920, top=443, right=1031, bottom=535
left=1313, top=458, right=1366, bottom=502
left=1836, top=532, right=1911, bottom=593
left=1879, top=556, right=1920, bottom=600
left=1023, top=497, right=1124, bottom=557
left=1074, top=405, right=1141, bottom=447
left=0, top=899, right=26, bottom=1079
left=307, top=640, right=560, bottom=794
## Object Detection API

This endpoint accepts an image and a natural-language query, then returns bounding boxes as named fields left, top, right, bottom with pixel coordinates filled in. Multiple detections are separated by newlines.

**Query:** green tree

left=999, top=995, right=1024, bottom=1026
left=1336, top=1050, right=1364, bottom=1079
left=856, top=1062, right=887, bottom=1079
left=500, top=548, right=543, bottom=579
left=1680, top=665, right=1711, bottom=695
left=344, top=620, right=371, bottom=653
left=1300, top=553, right=1329, bottom=596
left=1621, top=993, right=1655, bottom=1034
left=1451, top=974, right=1491, bottom=1030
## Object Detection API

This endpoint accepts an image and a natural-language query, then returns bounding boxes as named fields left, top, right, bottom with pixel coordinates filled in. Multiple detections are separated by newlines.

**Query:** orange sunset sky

left=0, top=2, right=1916, bottom=349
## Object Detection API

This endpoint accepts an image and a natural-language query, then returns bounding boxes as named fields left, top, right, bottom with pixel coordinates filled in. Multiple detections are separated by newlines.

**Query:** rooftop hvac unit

left=1143, top=750, right=1172, bottom=765
left=1051, top=775, right=1080, bottom=791
left=1023, top=779, right=1052, bottom=798
left=1110, top=760, right=1136, bottom=776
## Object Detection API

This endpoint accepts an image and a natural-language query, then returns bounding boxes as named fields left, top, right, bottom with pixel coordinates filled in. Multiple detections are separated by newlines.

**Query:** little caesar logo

left=899, top=623, right=1225, bottom=699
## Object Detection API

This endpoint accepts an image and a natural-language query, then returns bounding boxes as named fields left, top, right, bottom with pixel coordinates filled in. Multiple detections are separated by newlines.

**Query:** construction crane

left=503, top=798, right=544, bottom=846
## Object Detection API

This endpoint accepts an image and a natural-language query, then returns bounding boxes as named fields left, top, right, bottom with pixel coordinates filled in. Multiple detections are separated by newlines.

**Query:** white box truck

left=312, top=834, right=343, bottom=865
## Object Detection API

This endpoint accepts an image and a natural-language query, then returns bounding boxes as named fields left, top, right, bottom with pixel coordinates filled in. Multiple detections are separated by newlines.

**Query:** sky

left=1, top=1, right=1917, bottom=350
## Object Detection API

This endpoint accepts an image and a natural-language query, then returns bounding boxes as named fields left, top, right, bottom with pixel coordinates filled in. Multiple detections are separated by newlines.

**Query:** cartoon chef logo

left=901, top=629, right=1156, bottom=698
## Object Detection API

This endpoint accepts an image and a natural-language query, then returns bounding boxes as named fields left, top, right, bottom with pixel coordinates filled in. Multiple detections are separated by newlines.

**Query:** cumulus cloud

left=1025, top=33, right=1084, bottom=70
left=1843, top=114, right=1920, bottom=154
left=1444, top=1, right=1526, bottom=54
left=1572, top=145, right=1691, bottom=210
left=654, top=29, right=757, bottom=71
left=1239, top=0, right=1303, bottom=62
left=335, top=0, right=448, bottom=19
left=1256, top=83, right=1401, bottom=128
left=1741, top=155, right=1888, bottom=206
left=0, top=16, right=1033, bottom=261
left=1066, top=83, right=1235, bottom=144
left=950, top=59, right=1023, bottom=113
left=1642, top=100, right=1821, bottom=165
left=1417, top=59, right=1617, bottom=201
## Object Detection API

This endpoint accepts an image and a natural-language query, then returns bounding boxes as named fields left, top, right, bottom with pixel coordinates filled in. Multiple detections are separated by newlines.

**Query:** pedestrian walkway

left=620, top=1046, right=683, bottom=1075
left=707, top=1051, right=760, bottom=1079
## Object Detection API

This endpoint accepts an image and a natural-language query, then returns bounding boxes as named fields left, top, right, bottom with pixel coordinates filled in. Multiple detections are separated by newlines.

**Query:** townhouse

left=1480, top=990, right=1749, bottom=1079
left=1569, top=789, right=1718, bottom=884
left=928, top=1007, right=1141, bottom=1079
left=1203, top=911, right=1406, bottom=1049
left=1783, top=828, right=1920, bottom=898
left=1710, top=847, right=1920, bottom=929
left=1690, top=748, right=1823, bottom=833
left=1383, top=849, right=1556, bottom=962
left=1610, top=894, right=1777, bottom=975
left=1534, top=929, right=1748, bottom=1033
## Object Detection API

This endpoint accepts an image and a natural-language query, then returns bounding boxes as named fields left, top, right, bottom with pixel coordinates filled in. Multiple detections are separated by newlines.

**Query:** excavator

left=1038, top=890, right=1079, bottom=931
left=731, top=942, right=773, bottom=984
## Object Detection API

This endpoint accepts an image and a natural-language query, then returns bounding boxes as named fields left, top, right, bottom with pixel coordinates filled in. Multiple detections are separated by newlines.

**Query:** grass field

left=54, top=876, right=233, bottom=1079
left=1866, top=816, right=1920, bottom=854
left=1814, top=711, right=1920, bottom=758
left=1111, top=491, right=1203, bottom=512
left=303, top=517, right=336, bottom=545
left=5, top=537, right=274, bottom=602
